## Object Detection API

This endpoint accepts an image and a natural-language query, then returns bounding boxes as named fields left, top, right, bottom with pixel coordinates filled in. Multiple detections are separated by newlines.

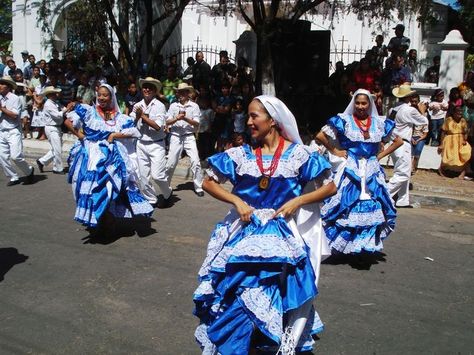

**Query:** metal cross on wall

left=194, top=36, right=202, bottom=48
left=338, top=36, right=348, bottom=54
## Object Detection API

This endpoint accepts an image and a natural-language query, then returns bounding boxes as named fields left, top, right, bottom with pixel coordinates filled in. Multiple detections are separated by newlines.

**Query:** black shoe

left=195, top=191, right=205, bottom=197
left=396, top=205, right=413, bottom=208
left=52, top=170, right=65, bottom=175
left=36, top=159, right=44, bottom=173
left=7, top=180, right=21, bottom=186
left=23, top=167, right=35, bottom=185
left=157, top=192, right=174, bottom=208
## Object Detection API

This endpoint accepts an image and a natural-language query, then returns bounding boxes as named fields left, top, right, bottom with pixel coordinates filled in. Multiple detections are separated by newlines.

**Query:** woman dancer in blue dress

left=64, top=84, right=153, bottom=231
left=193, top=95, right=337, bottom=354
left=316, top=89, right=403, bottom=254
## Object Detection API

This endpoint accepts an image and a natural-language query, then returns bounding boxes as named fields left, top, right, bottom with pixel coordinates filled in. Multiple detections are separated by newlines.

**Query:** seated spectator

left=57, top=73, right=75, bottom=106
left=162, top=66, right=182, bottom=104
left=212, top=81, right=235, bottom=152
left=424, top=56, right=441, bottom=84
left=438, top=105, right=471, bottom=179
left=350, top=57, right=380, bottom=92
left=428, top=88, right=449, bottom=146
left=410, top=94, right=429, bottom=175
left=3, top=58, right=18, bottom=77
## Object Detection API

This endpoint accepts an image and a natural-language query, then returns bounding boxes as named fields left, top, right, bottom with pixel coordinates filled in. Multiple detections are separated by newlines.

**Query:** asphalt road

left=0, top=171, right=472, bottom=354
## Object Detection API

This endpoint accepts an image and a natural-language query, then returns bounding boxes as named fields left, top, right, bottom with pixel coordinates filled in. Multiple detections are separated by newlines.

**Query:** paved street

left=0, top=171, right=473, bottom=354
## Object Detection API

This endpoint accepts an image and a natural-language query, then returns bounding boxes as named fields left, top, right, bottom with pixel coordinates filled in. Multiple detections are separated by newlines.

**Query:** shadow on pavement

left=174, top=181, right=194, bottom=192
left=22, top=174, right=47, bottom=185
left=322, top=251, right=387, bottom=270
left=0, top=248, right=29, bottom=282
left=82, top=216, right=157, bottom=245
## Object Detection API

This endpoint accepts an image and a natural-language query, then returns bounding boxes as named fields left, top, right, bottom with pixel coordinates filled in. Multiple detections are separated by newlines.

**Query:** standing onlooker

left=387, top=24, right=410, bottom=60
left=196, top=96, right=215, bottom=160
left=231, top=97, right=247, bottom=138
left=424, top=56, right=441, bottom=84
left=387, top=84, right=428, bottom=208
left=20, top=50, right=30, bottom=73
left=438, top=105, right=471, bottom=179
left=192, top=51, right=211, bottom=92
left=449, top=87, right=463, bottom=108
left=3, top=58, right=18, bottom=77
left=76, top=72, right=95, bottom=106
left=37, top=86, right=67, bottom=174
left=0, top=76, right=34, bottom=185
left=428, top=88, right=448, bottom=147
left=57, top=73, right=76, bottom=106
left=371, top=34, right=388, bottom=71
left=123, top=81, right=142, bottom=115
left=407, top=49, right=418, bottom=82
left=409, top=94, right=429, bottom=175
left=350, top=57, right=379, bottom=92
left=24, top=54, right=37, bottom=80
left=212, top=82, right=235, bottom=152
left=131, top=77, right=172, bottom=207
left=183, top=57, right=195, bottom=79
left=165, top=83, right=204, bottom=197
left=162, top=66, right=182, bottom=104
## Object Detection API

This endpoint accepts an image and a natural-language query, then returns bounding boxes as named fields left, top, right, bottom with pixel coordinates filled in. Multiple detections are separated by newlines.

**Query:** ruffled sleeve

left=66, top=104, right=91, bottom=129
left=327, top=115, right=346, bottom=137
left=206, top=151, right=237, bottom=185
left=120, top=115, right=141, bottom=138
left=299, top=152, right=332, bottom=187
left=382, top=118, right=396, bottom=142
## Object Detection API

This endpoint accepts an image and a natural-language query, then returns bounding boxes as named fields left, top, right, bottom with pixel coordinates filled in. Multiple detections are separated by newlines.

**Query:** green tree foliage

left=0, top=0, right=12, bottom=53
left=37, top=0, right=190, bottom=77
left=206, top=0, right=433, bottom=94
left=457, top=0, right=474, bottom=50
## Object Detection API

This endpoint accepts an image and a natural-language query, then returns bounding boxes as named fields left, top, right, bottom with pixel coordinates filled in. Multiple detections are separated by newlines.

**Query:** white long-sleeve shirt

left=0, top=92, right=21, bottom=130
left=390, top=102, right=428, bottom=142
left=130, top=98, right=166, bottom=142
left=166, top=100, right=201, bottom=136
left=42, top=99, right=66, bottom=126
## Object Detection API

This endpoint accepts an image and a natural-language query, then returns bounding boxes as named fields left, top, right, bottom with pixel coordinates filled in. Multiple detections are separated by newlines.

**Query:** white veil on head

left=255, top=95, right=303, bottom=144
left=96, top=83, right=120, bottom=112
left=342, top=88, right=379, bottom=118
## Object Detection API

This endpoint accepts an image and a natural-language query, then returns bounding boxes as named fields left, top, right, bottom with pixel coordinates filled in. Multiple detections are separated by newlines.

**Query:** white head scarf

left=342, top=88, right=379, bottom=118
left=96, top=83, right=120, bottom=112
left=255, top=95, right=303, bottom=144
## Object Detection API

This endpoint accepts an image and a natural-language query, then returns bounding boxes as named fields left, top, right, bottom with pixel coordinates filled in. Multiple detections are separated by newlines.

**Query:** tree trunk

left=255, top=25, right=276, bottom=96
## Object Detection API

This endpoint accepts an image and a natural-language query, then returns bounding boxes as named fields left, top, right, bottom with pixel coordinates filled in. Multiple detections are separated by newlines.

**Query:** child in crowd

left=438, top=105, right=471, bottom=179
left=410, top=94, right=429, bottom=175
left=124, top=82, right=142, bottom=115
left=449, top=87, right=463, bottom=108
left=428, top=88, right=448, bottom=146
left=231, top=97, right=247, bottom=138
left=225, top=132, right=245, bottom=150
left=197, top=97, right=215, bottom=160
left=212, top=82, right=235, bottom=152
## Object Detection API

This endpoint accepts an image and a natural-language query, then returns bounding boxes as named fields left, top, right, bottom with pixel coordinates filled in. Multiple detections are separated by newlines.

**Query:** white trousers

left=39, top=125, right=63, bottom=172
left=0, top=128, right=32, bottom=181
left=137, top=140, right=172, bottom=204
left=166, top=133, right=203, bottom=192
left=387, top=141, right=411, bottom=207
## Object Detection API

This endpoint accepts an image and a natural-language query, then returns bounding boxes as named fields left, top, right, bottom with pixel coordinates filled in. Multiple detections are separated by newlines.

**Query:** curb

left=22, top=142, right=474, bottom=211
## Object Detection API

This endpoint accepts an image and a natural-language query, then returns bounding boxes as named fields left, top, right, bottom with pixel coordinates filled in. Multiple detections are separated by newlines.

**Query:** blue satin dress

left=321, top=114, right=397, bottom=254
left=67, top=104, right=153, bottom=227
left=193, top=143, right=332, bottom=354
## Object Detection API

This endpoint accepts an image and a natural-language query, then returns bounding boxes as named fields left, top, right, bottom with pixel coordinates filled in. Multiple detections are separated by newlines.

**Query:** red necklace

left=354, top=115, right=371, bottom=139
left=97, top=107, right=117, bottom=126
left=255, top=136, right=285, bottom=190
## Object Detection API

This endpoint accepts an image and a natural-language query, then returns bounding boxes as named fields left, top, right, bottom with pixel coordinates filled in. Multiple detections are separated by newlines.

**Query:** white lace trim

left=329, top=234, right=384, bottom=254
left=129, top=201, right=153, bottom=215
left=240, top=287, right=282, bottom=338
left=198, top=223, right=234, bottom=278
left=225, top=145, right=312, bottom=179
left=195, top=323, right=218, bottom=355
left=337, top=114, right=387, bottom=143
left=337, top=209, right=386, bottom=227
left=210, top=234, right=305, bottom=271
left=79, top=180, right=98, bottom=195
left=194, top=280, right=214, bottom=296
left=321, top=177, right=351, bottom=214
left=205, top=167, right=227, bottom=184
left=321, top=124, right=337, bottom=140
left=80, top=106, right=136, bottom=133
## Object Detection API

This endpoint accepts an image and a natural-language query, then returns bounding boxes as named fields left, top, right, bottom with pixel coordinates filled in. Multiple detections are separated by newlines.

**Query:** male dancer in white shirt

left=166, top=83, right=204, bottom=196
left=387, top=84, right=428, bottom=207
left=0, top=76, right=34, bottom=185
left=131, top=77, right=172, bottom=207
left=37, top=86, right=71, bottom=174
